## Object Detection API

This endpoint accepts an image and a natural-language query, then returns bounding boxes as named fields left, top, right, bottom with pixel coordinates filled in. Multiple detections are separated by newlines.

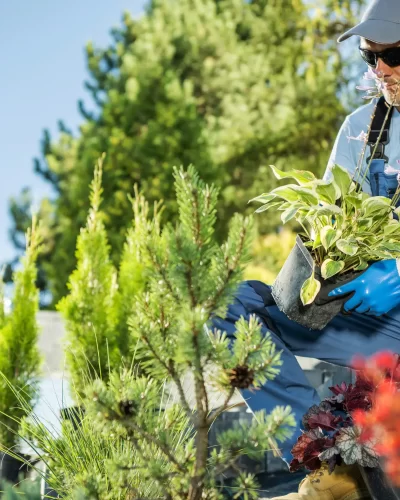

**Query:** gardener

left=212, top=0, right=400, bottom=498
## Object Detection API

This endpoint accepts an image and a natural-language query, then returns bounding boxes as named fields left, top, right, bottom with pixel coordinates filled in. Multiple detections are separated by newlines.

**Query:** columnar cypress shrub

left=0, top=219, right=41, bottom=448
left=57, top=157, right=121, bottom=397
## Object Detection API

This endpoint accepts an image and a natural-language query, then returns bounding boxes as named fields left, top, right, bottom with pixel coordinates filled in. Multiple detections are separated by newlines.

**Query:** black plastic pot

left=272, top=235, right=362, bottom=330
left=0, top=452, right=31, bottom=485
left=360, top=465, right=400, bottom=500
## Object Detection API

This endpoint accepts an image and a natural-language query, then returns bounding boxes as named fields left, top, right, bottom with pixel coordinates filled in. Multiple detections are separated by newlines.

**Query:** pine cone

left=229, top=365, right=255, bottom=389
left=119, top=400, right=137, bottom=416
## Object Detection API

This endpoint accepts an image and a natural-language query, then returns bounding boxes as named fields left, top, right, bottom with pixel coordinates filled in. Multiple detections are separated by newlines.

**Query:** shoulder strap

left=367, top=96, right=394, bottom=163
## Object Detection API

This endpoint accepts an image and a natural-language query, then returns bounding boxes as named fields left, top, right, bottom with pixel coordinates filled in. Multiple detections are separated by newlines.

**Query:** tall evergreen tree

left=8, top=0, right=364, bottom=305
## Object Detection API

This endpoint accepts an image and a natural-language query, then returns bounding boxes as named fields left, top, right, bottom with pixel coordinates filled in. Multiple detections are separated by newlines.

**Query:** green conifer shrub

left=0, top=219, right=41, bottom=448
left=78, top=165, right=295, bottom=499
left=1, top=166, right=294, bottom=498
left=57, top=157, right=121, bottom=398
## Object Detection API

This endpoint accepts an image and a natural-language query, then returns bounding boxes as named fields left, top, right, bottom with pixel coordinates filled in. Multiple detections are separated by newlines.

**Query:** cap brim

left=338, top=19, right=400, bottom=44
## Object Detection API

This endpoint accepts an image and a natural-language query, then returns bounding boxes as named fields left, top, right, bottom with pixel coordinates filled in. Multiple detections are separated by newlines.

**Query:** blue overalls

left=212, top=159, right=400, bottom=465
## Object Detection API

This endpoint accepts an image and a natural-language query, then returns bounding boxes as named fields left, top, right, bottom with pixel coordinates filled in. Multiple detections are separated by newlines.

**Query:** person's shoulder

left=345, top=99, right=377, bottom=129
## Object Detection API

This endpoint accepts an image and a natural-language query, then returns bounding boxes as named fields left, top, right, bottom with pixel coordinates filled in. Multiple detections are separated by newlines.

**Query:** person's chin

left=383, top=90, right=400, bottom=106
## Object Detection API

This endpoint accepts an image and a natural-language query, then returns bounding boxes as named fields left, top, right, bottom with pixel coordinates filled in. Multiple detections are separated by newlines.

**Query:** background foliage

left=8, top=0, right=364, bottom=306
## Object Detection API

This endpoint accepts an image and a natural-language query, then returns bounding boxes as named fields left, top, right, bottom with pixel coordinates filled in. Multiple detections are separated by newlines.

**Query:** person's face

left=360, top=38, right=400, bottom=105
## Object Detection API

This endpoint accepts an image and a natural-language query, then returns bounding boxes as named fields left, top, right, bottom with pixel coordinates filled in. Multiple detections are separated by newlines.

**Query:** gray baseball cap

left=338, top=0, right=400, bottom=44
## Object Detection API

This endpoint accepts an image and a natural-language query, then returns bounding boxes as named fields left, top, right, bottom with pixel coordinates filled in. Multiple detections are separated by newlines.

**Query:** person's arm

left=323, top=115, right=371, bottom=193
left=326, top=114, right=400, bottom=316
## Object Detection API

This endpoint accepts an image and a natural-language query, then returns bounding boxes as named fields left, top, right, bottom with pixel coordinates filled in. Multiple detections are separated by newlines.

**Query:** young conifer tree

left=57, top=156, right=121, bottom=398
left=82, top=166, right=295, bottom=499
left=0, top=219, right=41, bottom=448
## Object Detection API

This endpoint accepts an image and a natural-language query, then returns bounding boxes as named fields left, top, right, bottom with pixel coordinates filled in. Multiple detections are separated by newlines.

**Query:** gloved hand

left=328, top=259, right=400, bottom=316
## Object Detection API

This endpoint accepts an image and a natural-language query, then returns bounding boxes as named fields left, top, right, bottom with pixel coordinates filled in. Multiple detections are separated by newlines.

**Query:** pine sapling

left=83, top=166, right=295, bottom=499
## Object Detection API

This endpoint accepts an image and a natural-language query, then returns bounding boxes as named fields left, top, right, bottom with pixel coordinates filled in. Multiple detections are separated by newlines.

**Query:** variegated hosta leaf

left=291, top=186, right=319, bottom=206
left=313, top=180, right=341, bottom=204
left=281, top=204, right=301, bottom=224
left=345, top=194, right=363, bottom=210
left=384, top=220, right=400, bottom=236
left=321, top=259, right=345, bottom=279
left=270, top=185, right=306, bottom=203
left=269, top=165, right=316, bottom=185
left=378, top=242, right=400, bottom=252
left=336, top=238, right=359, bottom=256
left=354, top=259, right=368, bottom=271
left=335, top=427, right=379, bottom=468
left=331, top=164, right=352, bottom=197
left=255, top=201, right=282, bottom=213
left=313, top=204, right=343, bottom=216
left=248, top=193, right=276, bottom=204
left=362, top=196, right=391, bottom=217
left=320, top=226, right=337, bottom=251
left=300, top=271, right=321, bottom=306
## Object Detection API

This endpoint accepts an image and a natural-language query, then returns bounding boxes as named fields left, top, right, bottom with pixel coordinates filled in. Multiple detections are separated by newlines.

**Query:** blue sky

left=0, top=0, right=145, bottom=266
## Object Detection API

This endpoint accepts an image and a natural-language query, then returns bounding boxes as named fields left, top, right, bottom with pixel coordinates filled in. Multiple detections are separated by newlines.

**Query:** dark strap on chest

left=366, top=96, right=394, bottom=163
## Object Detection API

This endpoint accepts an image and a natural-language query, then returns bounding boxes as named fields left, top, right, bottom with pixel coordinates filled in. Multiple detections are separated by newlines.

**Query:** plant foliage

left=251, top=163, right=400, bottom=304
left=0, top=219, right=41, bottom=447
left=7, top=0, right=364, bottom=305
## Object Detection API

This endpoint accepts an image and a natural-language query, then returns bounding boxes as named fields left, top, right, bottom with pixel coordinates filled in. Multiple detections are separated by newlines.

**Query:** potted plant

left=251, top=162, right=400, bottom=329
left=289, top=351, right=400, bottom=499
left=251, top=77, right=400, bottom=330
left=0, top=219, right=41, bottom=484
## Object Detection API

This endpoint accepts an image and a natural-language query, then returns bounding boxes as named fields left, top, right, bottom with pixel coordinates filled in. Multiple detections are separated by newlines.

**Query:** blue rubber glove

left=328, top=259, right=400, bottom=316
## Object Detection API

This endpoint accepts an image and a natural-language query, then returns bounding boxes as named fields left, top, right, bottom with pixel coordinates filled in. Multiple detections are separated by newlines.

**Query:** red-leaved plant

left=291, top=351, right=400, bottom=483
left=352, top=351, right=400, bottom=486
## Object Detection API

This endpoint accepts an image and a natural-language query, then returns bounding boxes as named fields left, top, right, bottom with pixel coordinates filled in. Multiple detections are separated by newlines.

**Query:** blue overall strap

left=366, top=96, right=394, bottom=163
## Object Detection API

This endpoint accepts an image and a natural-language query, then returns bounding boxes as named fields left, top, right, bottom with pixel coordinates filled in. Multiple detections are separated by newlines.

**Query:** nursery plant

left=57, top=156, right=123, bottom=398
left=291, top=351, right=400, bottom=498
left=0, top=218, right=41, bottom=450
left=251, top=84, right=400, bottom=329
left=2, top=165, right=295, bottom=499
left=80, top=165, right=295, bottom=499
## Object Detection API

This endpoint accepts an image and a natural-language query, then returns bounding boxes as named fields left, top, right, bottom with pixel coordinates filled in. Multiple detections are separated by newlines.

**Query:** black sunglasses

left=359, top=46, right=400, bottom=68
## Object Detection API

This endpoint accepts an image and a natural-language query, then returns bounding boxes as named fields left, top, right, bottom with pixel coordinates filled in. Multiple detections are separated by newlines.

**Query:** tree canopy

left=8, top=0, right=364, bottom=306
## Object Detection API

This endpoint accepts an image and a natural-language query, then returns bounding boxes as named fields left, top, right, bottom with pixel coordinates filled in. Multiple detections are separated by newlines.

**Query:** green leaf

left=345, top=194, right=363, bottom=210
left=269, top=185, right=304, bottom=202
left=336, top=238, right=359, bottom=256
left=320, top=226, right=337, bottom=251
left=354, top=259, right=368, bottom=271
left=249, top=193, right=276, bottom=204
left=378, top=242, right=400, bottom=252
left=280, top=204, right=301, bottom=224
left=313, top=204, right=343, bottom=216
left=357, top=218, right=373, bottom=230
left=312, top=232, right=322, bottom=250
left=313, top=180, right=341, bottom=204
left=300, top=271, right=321, bottom=306
left=255, top=201, right=282, bottom=213
left=384, top=220, right=400, bottom=236
left=361, top=196, right=392, bottom=217
left=269, top=165, right=316, bottom=185
left=321, top=259, right=345, bottom=279
left=292, top=186, right=319, bottom=205
left=331, top=164, right=352, bottom=197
